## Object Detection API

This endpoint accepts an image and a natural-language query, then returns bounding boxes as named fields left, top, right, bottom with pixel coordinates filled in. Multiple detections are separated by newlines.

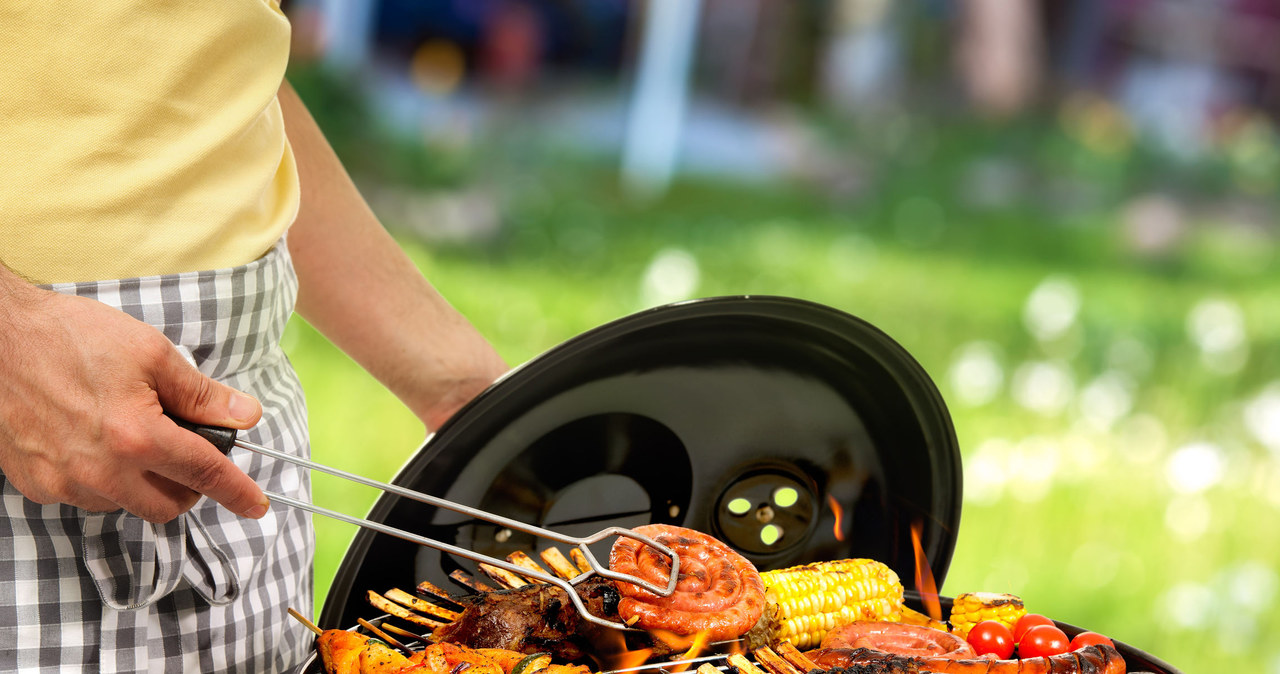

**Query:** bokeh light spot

left=1156, top=582, right=1215, bottom=630
left=411, top=40, right=466, bottom=96
left=1165, top=442, right=1226, bottom=494
left=1115, top=414, right=1168, bottom=465
left=1224, top=560, right=1278, bottom=614
left=1012, top=360, right=1075, bottom=416
left=1187, top=297, right=1248, bottom=374
left=1164, top=494, right=1211, bottom=542
left=964, top=437, right=1013, bottom=506
left=1078, top=371, right=1134, bottom=431
left=1023, top=276, right=1081, bottom=342
left=948, top=341, right=1004, bottom=407
left=640, top=248, right=700, bottom=307
left=1244, top=382, right=1280, bottom=454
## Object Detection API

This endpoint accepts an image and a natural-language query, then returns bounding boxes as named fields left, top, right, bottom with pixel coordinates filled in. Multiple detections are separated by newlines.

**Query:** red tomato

left=1013, top=613, right=1055, bottom=643
left=966, top=620, right=1015, bottom=659
left=1069, top=631, right=1115, bottom=650
left=1019, top=624, right=1071, bottom=658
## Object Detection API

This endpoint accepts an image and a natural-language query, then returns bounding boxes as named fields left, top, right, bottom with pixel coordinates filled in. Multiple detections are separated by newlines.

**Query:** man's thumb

left=154, top=348, right=262, bottom=429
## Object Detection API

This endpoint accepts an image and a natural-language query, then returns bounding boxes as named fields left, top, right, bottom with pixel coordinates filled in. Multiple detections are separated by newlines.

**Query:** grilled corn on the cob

left=759, top=559, right=905, bottom=649
left=948, top=592, right=1026, bottom=638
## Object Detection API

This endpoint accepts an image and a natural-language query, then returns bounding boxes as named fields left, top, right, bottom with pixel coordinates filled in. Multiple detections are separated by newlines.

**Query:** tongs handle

left=169, top=415, right=681, bottom=630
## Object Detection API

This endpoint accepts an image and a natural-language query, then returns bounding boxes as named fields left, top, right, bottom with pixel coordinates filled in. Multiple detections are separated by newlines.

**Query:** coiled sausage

left=609, top=524, right=765, bottom=641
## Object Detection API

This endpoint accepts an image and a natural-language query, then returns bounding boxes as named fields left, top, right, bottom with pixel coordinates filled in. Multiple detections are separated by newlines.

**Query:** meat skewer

left=451, top=569, right=498, bottom=593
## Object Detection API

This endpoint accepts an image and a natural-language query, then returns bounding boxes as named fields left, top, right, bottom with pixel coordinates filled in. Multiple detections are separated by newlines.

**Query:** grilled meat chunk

left=432, top=576, right=670, bottom=662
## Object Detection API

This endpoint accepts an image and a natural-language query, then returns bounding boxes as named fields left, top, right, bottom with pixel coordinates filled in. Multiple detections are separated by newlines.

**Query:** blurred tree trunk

left=955, top=0, right=1043, bottom=117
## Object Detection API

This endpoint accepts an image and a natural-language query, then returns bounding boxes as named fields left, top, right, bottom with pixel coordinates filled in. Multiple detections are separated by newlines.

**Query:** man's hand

left=0, top=273, right=269, bottom=523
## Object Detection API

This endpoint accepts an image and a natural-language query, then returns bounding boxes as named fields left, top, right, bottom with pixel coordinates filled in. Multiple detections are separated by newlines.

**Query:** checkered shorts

left=0, top=242, right=314, bottom=672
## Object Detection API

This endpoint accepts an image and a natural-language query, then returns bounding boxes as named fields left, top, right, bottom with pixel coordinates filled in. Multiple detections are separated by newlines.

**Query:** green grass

left=286, top=75, right=1280, bottom=673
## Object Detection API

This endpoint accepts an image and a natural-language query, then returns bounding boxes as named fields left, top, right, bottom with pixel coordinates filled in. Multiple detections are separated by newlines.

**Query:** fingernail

left=242, top=500, right=270, bottom=519
left=229, top=392, right=260, bottom=423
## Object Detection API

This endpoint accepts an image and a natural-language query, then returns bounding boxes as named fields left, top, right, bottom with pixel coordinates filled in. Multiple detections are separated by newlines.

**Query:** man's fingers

left=151, top=422, right=270, bottom=519
left=152, top=346, right=262, bottom=430
left=87, top=473, right=202, bottom=523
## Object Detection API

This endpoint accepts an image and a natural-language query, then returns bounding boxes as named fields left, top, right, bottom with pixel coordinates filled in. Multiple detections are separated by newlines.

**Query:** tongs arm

left=171, top=416, right=681, bottom=630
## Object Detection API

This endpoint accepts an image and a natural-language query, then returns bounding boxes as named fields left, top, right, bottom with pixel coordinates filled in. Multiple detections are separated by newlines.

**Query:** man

left=0, top=2, right=508, bottom=671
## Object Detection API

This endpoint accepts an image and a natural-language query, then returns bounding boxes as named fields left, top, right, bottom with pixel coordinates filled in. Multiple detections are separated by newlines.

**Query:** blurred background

left=277, top=1, right=1280, bottom=671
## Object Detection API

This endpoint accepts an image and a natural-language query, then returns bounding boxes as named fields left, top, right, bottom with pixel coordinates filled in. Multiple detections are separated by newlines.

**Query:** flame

left=910, top=520, right=942, bottom=621
left=595, top=625, right=654, bottom=672
left=827, top=494, right=846, bottom=542
left=667, top=630, right=712, bottom=672
left=610, top=647, right=655, bottom=672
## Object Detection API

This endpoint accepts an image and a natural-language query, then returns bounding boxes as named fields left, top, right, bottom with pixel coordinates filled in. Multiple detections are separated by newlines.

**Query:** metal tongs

left=170, top=416, right=680, bottom=630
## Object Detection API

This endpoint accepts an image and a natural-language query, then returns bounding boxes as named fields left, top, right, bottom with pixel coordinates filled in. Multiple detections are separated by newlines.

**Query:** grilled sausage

left=609, top=524, right=765, bottom=641
left=821, top=621, right=978, bottom=659
left=807, top=644, right=1126, bottom=674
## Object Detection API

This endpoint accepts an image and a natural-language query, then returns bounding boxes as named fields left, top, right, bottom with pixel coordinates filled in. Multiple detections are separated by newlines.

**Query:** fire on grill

left=297, top=524, right=1131, bottom=674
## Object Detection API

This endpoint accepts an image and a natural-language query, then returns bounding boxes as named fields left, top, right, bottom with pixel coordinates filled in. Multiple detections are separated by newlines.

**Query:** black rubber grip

left=165, top=413, right=238, bottom=455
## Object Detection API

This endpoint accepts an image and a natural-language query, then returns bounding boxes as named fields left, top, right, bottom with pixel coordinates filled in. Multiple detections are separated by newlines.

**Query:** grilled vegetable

left=317, top=629, right=370, bottom=674
left=758, top=558, right=905, bottom=649
left=510, top=653, right=552, bottom=674
left=359, top=640, right=413, bottom=674
left=949, top=591, right=1027, bottom=638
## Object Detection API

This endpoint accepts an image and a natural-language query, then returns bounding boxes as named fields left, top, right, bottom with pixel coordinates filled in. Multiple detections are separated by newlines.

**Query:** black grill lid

left=319, top=295, right=962, bottom=630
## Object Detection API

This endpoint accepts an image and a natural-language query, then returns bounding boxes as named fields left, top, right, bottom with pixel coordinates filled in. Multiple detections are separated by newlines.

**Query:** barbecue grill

left=300, top=295, right=1181, bottom=674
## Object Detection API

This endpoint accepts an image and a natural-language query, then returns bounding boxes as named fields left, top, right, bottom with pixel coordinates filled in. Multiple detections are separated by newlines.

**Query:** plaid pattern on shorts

left=0, top=242, right=314, bottom=672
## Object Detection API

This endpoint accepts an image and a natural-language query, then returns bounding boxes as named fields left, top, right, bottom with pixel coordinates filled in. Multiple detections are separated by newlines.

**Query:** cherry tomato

left=966, top=620, right=1015, bottom=659
left=1019, top=624, right=1071, bottom=658
left=1069, top=631, right=1115, bottom=650
left=1012, top=613, right=1055, bottom=643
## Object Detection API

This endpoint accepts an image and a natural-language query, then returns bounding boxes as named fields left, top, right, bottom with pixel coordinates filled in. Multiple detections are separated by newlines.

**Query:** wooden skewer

left=367, top=590, right=446, bottom=628
left=287, top=607, right=323, bottom=636
left=569, top=548, right=593, bottom=575
left=539, top=547, right=581, bottom=580
left=384, top=588, right=461, bottom=621
left=506, top=550, right=551, bottom=582
left=772, top=642, right=819, bottom=673
left=752, top=647, right=801, bottom=674
left=449, top=569, right=497, bottom=593
left=726, top=653, right=767, bottom=674
left=479, top=562, right=529, bottom=589
left=380, top=621, right=431, bottom=644
left=358, top=617, right=416, bottom=656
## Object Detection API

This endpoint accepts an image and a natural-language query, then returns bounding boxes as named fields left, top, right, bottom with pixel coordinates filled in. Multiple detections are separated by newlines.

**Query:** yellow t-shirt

left=0, top=0, right=300, bottom=284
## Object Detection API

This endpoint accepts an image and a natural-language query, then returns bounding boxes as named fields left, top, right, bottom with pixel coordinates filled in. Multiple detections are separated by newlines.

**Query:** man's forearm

left=278, top=82, right=506, bottom=431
